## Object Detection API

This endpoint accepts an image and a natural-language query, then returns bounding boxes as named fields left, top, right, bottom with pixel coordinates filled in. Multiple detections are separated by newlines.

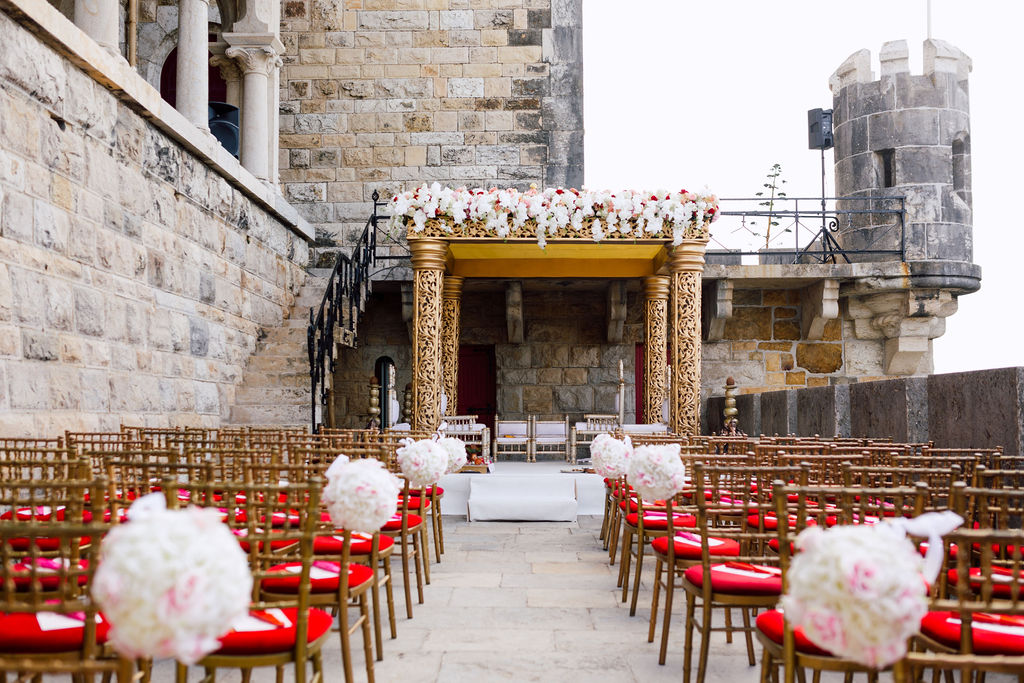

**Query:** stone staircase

left=225, top=271, right=330, bottom=427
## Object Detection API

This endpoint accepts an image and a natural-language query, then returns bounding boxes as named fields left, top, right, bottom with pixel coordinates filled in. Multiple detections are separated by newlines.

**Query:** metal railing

left=307, top=191, right=383, bottom=432
left=709, top=195, right=906, bottom=264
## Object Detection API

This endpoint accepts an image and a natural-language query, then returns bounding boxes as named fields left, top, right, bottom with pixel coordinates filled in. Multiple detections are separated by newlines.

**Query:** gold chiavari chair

left=681, top=464, right=809, bottom=683
left=649, top=461, right=804, bottom=665
left=0, top=510, right=132, bottom=682
left=167, top=477, right=331, bottom=683
left=897, top=451, right=984, bottom=484
left=843, top=463, right=967, bottom=513
left=0, top=477, right=111, bottom=556
left=0, top=447, right=88, bottom=483
left=904, top=527, right=1024, bottom=683
left=974, top=465, right=1024, bottom=492
left=756, top=482, right=927, bottom=683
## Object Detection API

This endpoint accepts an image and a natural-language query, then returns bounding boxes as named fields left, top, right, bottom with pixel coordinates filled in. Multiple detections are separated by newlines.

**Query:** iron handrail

left=711, top=195, right=906, bottom=263
left=307, top=191, right=383, bottom=432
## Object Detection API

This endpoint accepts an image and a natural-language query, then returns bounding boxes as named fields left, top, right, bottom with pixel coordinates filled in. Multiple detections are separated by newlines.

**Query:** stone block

left=723, top=306, right=771, bottom=340
left=760, top=389, right=797, bottom=436
left=8, top=362, right=50, bottom=409
left=927, top=368, right=1024, bottom=455
left=74, top=287, right=105, bottom=337
left=22, top=330, right=58, bottom=361
left=538, top=368, right=562, bottom=384
left=796, top=385, right=850, bottom=438
left=554, top=384, right=594, bottom=413
left=532, top=344, right=568, bottom=368
left=448, top=78, right=484, bottom=98
left=523, top=385, right=553, bottom=413
left=563, top=368, right=587, bottom=385
left=569, top=345, right=600, bottom=367
left=795, top=343, right=843, bottom=374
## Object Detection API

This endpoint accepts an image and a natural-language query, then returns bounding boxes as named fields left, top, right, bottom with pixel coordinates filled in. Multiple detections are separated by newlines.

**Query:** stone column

left=209, top=53, right=243, bottom=108
left=441, top=275, right=464, bottom=417
left=642, top=275, right=669, bottom=425
left=668, top=240, right=708, bottom=435
left=410, top=239, right=448, bottom=431
left=225, top=46, right=282, bottom=181
left=74, top=0, right=119, bottom=55
left=176, top=0, right=211, bottom=130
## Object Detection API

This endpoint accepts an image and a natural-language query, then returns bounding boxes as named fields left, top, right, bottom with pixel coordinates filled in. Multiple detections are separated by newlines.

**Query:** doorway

left=457, top=345, right=497, bottom=431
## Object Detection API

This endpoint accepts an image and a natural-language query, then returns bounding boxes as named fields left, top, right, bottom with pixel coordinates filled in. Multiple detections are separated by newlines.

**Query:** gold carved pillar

left=410, top=239, right=448, bottom=431
left=669, top=240, right=709, bottom=435
left=642, top=275, right=669, bottom=424
left=441, top=275, right=464, bottom=416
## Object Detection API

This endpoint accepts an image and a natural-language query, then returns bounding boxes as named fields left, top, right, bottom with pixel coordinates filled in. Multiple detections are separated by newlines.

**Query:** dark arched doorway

left=159, top=45, right=228, bottom=107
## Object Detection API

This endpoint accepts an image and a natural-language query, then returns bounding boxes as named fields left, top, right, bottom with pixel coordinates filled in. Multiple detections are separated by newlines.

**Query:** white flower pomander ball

left=437, top=436, right=468, bottom=474
left=92, top=493, right=252, bottom=665
left=396, top=438, right=449, bottom=488
left=626, top=444, right=686, bottom=501
left=323, top=457, right=401, bottom=533
left=780, top=523, right=929, bottom=669
left=589, top=433, right=633, bottom=478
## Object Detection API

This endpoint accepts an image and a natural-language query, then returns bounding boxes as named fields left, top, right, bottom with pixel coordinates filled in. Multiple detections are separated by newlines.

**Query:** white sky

left=582, top=0, right=1024, bottom=374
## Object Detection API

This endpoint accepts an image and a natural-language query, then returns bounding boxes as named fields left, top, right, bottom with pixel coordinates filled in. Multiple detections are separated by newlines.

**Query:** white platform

left=468, top=475, right=577, bottom=521
left=437, top=462, right=605, bottom=519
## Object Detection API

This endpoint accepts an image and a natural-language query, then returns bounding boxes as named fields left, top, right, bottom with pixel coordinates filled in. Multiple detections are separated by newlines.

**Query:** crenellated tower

left=830, top=39, right=972, bottom=262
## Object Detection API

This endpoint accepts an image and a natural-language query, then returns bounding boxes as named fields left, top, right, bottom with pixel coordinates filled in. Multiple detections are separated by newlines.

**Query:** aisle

left=339, top=515, right=758, bottom=683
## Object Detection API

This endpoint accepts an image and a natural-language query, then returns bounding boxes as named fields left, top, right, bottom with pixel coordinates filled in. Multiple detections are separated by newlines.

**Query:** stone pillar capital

left=226, top=46, right=283, bottom=75
left=210, top=54, right=243, bottom=81
left=409, top=239, right=449, bottom=272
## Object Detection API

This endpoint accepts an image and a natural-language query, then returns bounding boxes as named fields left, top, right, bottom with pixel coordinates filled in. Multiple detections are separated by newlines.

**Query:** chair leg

left=629, top=534, right=646, bottom=616
left=418, top=524, right=432, bottom=583
left=436, top=505, right=445, bottom=555
left=608, top=506, right=622, bottom=564
left=617, top=528, right=633, bottom=594
left=339, top=591, right=353, bottom=683
left=696, top=598, right=713, bottom=683
left=648, top=557, right=663, bottom=643
left=369, top=563, right=384, bottom=661
left=725, top=606, right=734, bottom=643
left=383, top=555, right=397, bottom=637
left=760, top=648, right=774, bottom=683
left=743, top=607, right=756, bottom=666
left=430, top=505, right=442, bottom=563
left=413, top=532, right=425, bottom=604
left=360, top=594, right=375, bottom=683
left=658, top=563, right=676, bottom=665
left=398, top=533, right=414, bottom=619
left=683, top=593, right=696, bottom=683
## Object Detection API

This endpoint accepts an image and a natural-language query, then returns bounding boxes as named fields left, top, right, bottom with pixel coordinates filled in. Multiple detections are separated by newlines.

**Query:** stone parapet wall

left=706, top=368, right=1024, bottom=455
left=0, top=5, right=311, bottom=435
left=277, top=0, right=584, bottom=259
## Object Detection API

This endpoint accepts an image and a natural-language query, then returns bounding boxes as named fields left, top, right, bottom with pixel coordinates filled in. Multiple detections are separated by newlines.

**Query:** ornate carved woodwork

left=441, top=275, right=464, bottom=416
left=669, top=240, right=708, bottom=436
left=642, top=276, right=669, bottom=424
left=410, top=239, right=447, bottom=431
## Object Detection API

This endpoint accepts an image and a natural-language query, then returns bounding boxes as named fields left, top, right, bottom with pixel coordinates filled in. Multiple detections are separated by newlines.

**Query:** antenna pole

left=927, top=0, right=932, bottom=39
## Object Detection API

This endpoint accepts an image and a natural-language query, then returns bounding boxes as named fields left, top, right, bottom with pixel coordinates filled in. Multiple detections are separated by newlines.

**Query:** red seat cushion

left=755, top=609, right=832, bottom=656
left=625, top=511, right=695, bottom=530
left=948, top=567, right=1023, bottom=599
left=9, top=559, right=90, bottom=590
left=215, top=607, right=334, bottom=655
left=261, top=561, right=373, bottom=593
left=0, top=611, right=109, bottom=653
left=920, top=611, right=1024, bottom=655
left=651, top=534, right=740, bottom=560
left=399, top=497, right=432, bottom=510
left=381, top=513, right=423, bottom=531
left=683, top=562, right=782, bottom=596
left=408, top=486, right=444, bottom=497
left=313, top=531, right=395, bottom=555
left=748, top=512, right=820, bottom=531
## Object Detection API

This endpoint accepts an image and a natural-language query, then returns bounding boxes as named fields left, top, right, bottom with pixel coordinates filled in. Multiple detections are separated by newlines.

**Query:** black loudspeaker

left=208, top=102, right=240, bottom=158
left=808, top=108, right=834, bottom=150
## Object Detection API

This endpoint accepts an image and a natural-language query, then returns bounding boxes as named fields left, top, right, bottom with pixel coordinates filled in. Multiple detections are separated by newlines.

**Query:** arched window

left=159, top=45, right=228, bottom=107
left=374, top=356, right=399, bottom=427
left=952, top=133, right=970, bottom=205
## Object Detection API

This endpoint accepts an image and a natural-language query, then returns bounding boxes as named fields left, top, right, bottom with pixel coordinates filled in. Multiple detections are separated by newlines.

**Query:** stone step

left=228, top=403, right=310, bottom=425
left=253, top=341, right=308, bottom=356
left=247, top=355, right=309, bottom=372
left=263, top=325, right=309, bottom=343
left=237, top=371, right=310, bottom=388
left=233, top=385, right=310, bottom=405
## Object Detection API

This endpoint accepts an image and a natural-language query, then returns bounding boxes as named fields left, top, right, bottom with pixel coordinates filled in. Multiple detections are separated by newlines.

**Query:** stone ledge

left=703, top=260, right=981, bottom=294
left=0, top=0, right=313, bottom=242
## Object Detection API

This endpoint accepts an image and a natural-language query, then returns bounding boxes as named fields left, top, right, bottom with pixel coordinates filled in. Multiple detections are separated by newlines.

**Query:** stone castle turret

left=827, top=40, right=979, bottom=376
left=830, top=39, right=973, bottom=263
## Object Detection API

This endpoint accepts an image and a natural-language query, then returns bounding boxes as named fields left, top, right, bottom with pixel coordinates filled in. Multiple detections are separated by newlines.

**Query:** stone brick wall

left=0, top=8, right=310, bottom=435
left=703, top=288, right=856, bottom=396
left=277, top=0, right=584, bottom=258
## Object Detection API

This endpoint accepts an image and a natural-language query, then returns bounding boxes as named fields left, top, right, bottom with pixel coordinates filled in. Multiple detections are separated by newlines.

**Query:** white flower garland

left=388, top=183, right=719, bottom=248
left=589, top=433, right=632, bottom=479
left=625, top=444, right=686, bottom=501
left=437, top=436, right=468, bottom=474
left=396, top=437, right=449, bottom=488
left=92, top=493, right=252, bottom=665
left=781, top=511, right=963, bottom=668
left=323, top=456, right=401, bottom=533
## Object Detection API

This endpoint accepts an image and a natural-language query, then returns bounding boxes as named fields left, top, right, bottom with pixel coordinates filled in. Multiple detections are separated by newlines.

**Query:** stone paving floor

left=157, top=516, right=1011, bottom=682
